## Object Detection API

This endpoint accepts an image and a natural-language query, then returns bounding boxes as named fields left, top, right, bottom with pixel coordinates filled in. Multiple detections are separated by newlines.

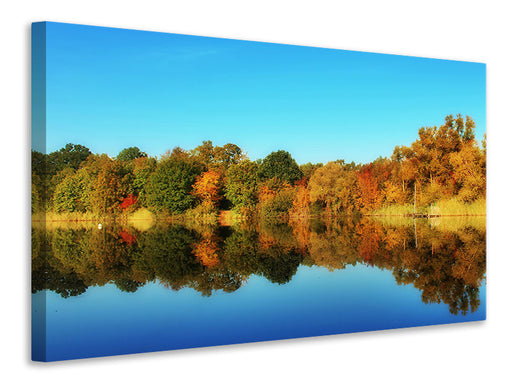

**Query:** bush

left=185, top=201, right=218, bottom=224
left=260, top=189, right=294, bottom=219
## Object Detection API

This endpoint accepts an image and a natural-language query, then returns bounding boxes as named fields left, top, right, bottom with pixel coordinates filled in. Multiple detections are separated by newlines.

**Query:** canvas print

left=31, top=22, right=486, bottom=362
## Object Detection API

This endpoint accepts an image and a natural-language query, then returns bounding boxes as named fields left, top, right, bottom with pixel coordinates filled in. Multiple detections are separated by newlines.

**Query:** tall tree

left=87, top=155, right=131, bottom=214
left=48, top=143, right=92, bottom=173
left=53, top=168, right=92, bottom=213
left=259, top=150, right=302, bottom=184
left=309, top=162, right=358, bottom=214
left=131, top=156, right=157, bottom=206
left=212, top=143, right=244, bottom=169
left=449, top=141, right=486, bottom=201
left=356, top=164, right=382, bottom=213
left=225, top=160, right=260, bottom=211
left=117, top=147, right=147, bottom=162
left=145, top=158, right=201, bottom=212
left=192, top=170, right=223, bottom=206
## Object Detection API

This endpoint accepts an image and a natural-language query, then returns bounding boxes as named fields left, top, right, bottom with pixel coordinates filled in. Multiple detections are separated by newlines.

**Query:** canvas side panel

left=31, top=21, right=47, bottom=362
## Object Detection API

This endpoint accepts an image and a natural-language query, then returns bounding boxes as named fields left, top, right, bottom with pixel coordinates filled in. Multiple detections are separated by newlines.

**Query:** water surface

left=32, top=216, right=486, bottom=361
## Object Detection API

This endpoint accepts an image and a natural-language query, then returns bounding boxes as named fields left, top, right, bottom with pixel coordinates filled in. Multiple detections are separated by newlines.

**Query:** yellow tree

left=449, top=141, right=486, bottom=202
left=309, top=162, right=346, bottom=214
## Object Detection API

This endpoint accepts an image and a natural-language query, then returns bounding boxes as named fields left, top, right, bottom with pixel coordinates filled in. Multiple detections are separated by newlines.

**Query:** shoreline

left=31, top=212, right=487, bottom=223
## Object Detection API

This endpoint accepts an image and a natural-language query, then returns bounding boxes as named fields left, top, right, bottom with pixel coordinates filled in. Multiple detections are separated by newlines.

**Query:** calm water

left=32, top=216, right=486, bottom=361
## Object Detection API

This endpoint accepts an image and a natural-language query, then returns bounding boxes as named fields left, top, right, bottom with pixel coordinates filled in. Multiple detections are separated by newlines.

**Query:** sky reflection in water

left=32, top=217, right=486, bottom=361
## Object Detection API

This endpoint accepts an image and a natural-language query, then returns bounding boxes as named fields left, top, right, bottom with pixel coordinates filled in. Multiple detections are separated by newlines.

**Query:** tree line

left=31, top=114, right=486, bottom=219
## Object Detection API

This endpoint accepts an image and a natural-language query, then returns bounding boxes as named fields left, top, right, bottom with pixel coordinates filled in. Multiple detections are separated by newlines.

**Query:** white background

left=1, top=1, right=511, bottom=382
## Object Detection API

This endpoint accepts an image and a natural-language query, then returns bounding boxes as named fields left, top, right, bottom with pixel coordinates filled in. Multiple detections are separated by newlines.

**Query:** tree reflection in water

left=32, top=216, right=486, bottom=315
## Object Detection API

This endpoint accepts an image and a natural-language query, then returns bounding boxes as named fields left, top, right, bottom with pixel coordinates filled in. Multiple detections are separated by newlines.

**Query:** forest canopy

left=32, top=115, right=486, bottom=219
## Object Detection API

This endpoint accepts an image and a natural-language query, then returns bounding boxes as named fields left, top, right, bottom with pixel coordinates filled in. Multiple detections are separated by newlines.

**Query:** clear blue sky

left=37, top=22, right=486, bottom=165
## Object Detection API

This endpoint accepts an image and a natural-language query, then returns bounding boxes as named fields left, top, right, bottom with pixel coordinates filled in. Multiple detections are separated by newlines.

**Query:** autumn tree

left=161, top=146, right=191, bottom=161
left=388, top=145, right=414, bottom=203
left=449, top=140, right=486, bottom=202
left=191, top=141, right=244, bottom=170
left=86, top=155, right=132, bottom=215
left=289, top=178, right=310, bottom=219
left=309, top=162, right=358, bottom=215
left=408, top=115, right=471, bottom=194
left=192, top=170, right=223, bottom=206
left=356, top=164, right=383, bottom=213
left=34, top=116, right=486, bottom=218
left=386, top=114, right=485, bottom=206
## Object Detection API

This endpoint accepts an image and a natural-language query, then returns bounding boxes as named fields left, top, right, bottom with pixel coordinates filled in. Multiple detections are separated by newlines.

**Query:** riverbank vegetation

left=32, top=114, right=486, bottom=222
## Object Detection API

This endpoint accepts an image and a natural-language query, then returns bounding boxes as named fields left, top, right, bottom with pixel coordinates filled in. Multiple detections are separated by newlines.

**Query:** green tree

left=225, top=160, right=260, bottom=210
left=145, top=158, right=201, bottom=212
left=213, top=143, right=244, bottom=169
left=47, top=143, right=92, bottom=173
left=31, top=172, right=42, bottom=213
left=40, top=144, right=92, bottom=207
left=190, top=140, right=215, bottom=166
left=53, top=168, right=92, bottom=213
left=259, top=150, right=302, bottom=184
left=259, top=188, right=295, bottom=220
left=117, top=147, right=147, bottom=162
left=131, top=156, right=157, bottom=206
left=299, top=162, right=323, bottom=180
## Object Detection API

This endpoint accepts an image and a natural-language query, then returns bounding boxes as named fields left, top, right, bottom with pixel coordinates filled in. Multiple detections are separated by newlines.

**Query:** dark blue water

left=31, top=218, right=486, bottom=361
left=32, top=264, right=485, bottom=361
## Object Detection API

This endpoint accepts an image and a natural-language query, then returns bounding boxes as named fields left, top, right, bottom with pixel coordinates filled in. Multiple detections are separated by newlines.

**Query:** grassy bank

left=372, top=214, right=486, bottom=231
left=369, top=204, right=415, bottom=217
left=434, top=198, right=486, bottom=216
left=369, top=198, right=485, bottom=217
left=32, top=211, right=103, bottom=222
left=32, top=197, right=486, bottom=232
left=32, top=207, right=219, bottom=231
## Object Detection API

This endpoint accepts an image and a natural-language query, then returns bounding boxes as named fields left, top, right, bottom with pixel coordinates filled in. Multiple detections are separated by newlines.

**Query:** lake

left=31, top=216, right=486, bottom=361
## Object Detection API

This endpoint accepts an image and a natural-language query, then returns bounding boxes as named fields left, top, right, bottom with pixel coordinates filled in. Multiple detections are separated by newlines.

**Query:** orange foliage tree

left=356, top=164, right=382, bottom=213
left=192, top=170, right=223, bottom=206
left=289, top=177, right=310, bottom=219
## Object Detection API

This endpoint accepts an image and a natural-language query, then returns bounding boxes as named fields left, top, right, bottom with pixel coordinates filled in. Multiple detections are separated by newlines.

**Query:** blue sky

left=36, top=22, right=486, bottom=164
